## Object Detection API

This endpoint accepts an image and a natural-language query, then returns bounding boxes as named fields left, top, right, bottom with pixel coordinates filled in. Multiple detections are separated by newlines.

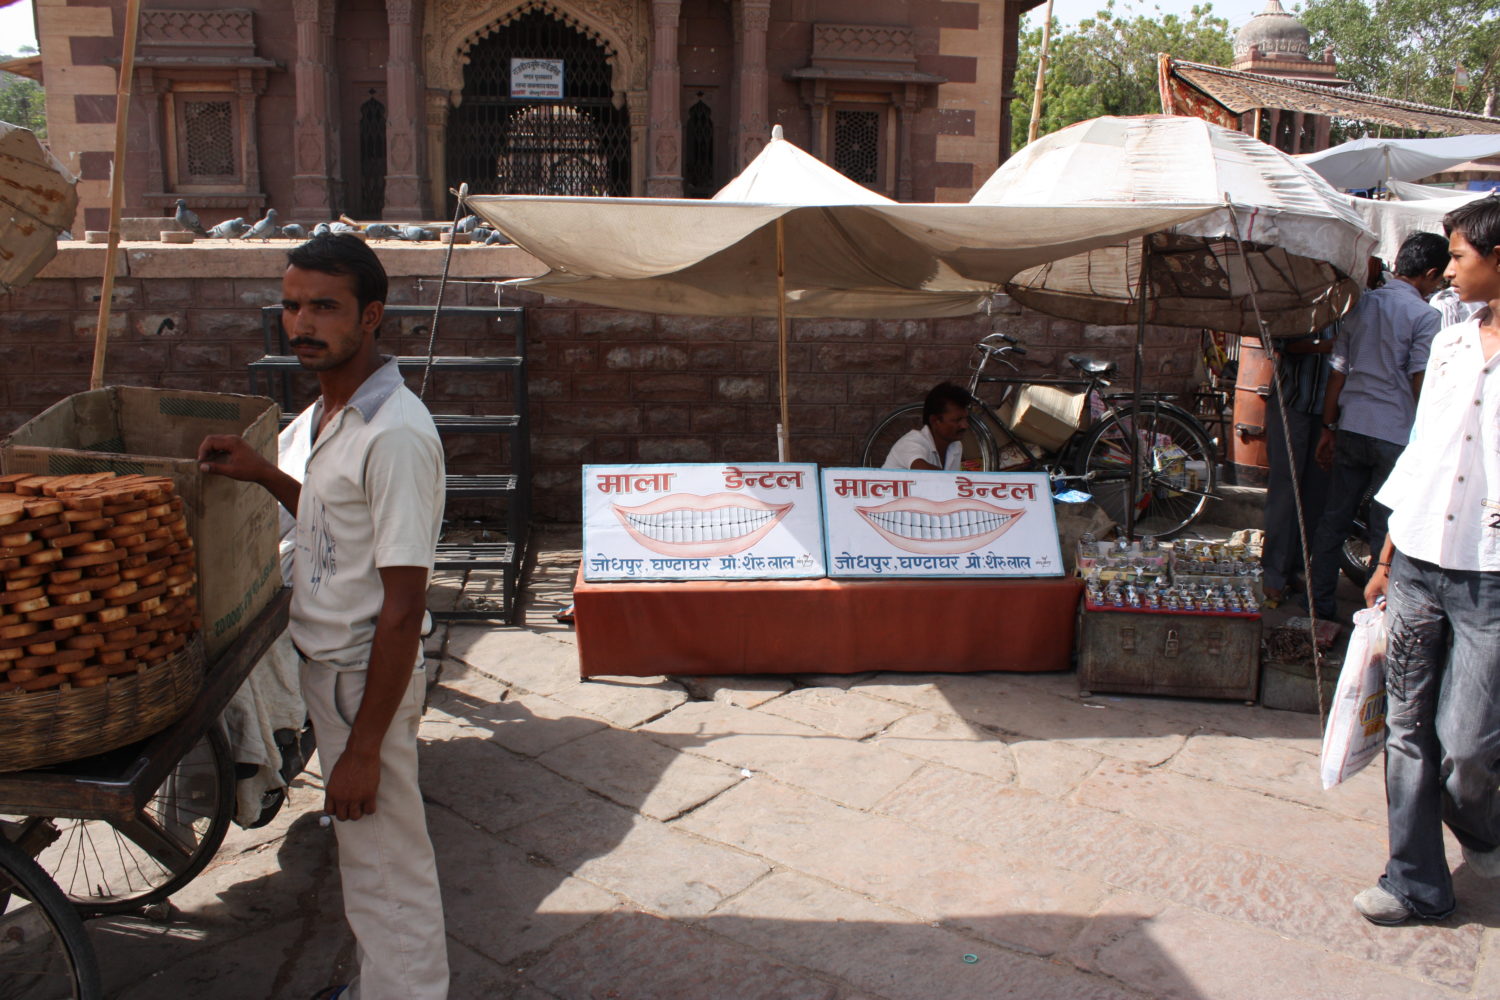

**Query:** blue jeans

left=1379, top=551, right=1500, bottom=918
left=1309, top=430, right=1404, bottom=620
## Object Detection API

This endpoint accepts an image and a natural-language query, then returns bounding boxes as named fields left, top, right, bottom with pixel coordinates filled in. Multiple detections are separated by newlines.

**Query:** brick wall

left=0, top=245, right=1203, bottom=521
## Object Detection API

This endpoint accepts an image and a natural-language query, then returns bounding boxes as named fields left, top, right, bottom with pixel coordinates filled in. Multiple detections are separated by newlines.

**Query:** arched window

left=683, top=95, right=715, bottom=197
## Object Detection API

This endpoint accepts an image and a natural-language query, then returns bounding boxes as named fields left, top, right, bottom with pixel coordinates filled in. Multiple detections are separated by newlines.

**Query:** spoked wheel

left=1073, top=402, right=1217, bottom=538
left=18, top=727, right=235, bottom=917
left=1341, top=490, right=1374, bottom=585
left=0, top=835, right=102, bottom=999
left=861, top=401, right=1000, bottom=469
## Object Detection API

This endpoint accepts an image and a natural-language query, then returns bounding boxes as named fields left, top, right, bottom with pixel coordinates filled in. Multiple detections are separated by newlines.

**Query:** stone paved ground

left=84, top=529, right=1500, bottom=1000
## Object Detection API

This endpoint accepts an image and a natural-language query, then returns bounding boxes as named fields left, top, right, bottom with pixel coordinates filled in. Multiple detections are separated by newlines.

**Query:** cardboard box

left=2, top=387, right=281, bottom=661
left=1001, top=384, right=1086, bottom=453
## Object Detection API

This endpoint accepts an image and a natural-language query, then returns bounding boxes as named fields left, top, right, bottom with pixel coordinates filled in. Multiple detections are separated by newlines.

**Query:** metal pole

left=775, top=216, right=791, bottom=461
left=1027, top=0, right=1056, bottom=145
left=90, top=0, right=143, bottom=390
left=1127, top=238, right=1149, bottom=540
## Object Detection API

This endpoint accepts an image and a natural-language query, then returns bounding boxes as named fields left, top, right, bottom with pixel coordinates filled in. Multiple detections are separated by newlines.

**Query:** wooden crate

left=1077, top=607, right=1261, bottom=701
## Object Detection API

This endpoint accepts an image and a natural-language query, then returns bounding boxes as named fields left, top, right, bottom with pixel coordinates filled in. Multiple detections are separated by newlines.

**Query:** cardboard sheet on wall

left=820, top=468, right=1063, bottom=578
left=582, top=463, right=826, bottom=581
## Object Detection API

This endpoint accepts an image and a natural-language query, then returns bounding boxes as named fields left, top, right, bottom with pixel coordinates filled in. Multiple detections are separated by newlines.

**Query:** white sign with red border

left=820, top=467, right=1063, bottom=578
left=582, top=463, right=826, bottom=581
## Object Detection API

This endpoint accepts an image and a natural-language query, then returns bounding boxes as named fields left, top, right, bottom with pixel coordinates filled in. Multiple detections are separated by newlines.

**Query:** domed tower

left=1229, top=0, right=1347, bottom=154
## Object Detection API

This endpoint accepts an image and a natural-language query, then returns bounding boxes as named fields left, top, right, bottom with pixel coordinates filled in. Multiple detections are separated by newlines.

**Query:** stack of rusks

left=0, top=473, right=200, bottom=693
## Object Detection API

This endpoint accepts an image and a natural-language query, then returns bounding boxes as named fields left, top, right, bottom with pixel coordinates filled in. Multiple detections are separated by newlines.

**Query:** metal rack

left=248, top=304, right=531, bottom=623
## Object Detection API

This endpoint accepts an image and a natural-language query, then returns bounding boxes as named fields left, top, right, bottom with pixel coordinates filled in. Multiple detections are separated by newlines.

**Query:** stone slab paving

left=72, top=529, right=1500, bottom=999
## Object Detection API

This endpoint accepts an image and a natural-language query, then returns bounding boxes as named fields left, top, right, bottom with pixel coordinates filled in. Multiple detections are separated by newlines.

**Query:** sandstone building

left=34, top=0, right=1044, bottom=233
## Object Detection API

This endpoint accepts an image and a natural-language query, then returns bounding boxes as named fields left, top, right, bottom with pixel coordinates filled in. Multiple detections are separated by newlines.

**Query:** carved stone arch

left=424, top=0, right=647, bottom=103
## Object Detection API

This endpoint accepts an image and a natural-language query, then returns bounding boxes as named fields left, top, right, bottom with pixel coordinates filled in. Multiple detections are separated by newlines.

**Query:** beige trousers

left=301, top=657, right=449, bottom=1000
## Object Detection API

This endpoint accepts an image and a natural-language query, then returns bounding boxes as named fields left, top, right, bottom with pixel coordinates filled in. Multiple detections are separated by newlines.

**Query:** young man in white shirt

left=198, top=235, right=449, bottom=998
left=882, top=382, right=971, bottom=470
left=1354, top=195, right=1500, bottom=926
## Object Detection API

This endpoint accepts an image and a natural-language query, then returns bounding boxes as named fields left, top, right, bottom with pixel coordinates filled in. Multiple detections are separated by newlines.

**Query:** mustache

left=288, top=337, right=328, bottom=349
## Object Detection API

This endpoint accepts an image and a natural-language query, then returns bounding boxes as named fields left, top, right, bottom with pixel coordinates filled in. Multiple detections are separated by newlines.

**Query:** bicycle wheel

left=1073, top=402, right=1217, bottom=538
left=21, top=726, right=235, bottom=916
left=0, top=835, right=102, bottom=999
left=860, top=401, right=999, bottom=470
left=1341, top=491, right=1374, bottom=585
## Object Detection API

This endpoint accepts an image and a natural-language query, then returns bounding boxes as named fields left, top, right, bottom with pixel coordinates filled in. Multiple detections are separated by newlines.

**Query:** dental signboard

left=582, top=464, right=826, bottom=581
left=819, top=468, right=1063, bottom=578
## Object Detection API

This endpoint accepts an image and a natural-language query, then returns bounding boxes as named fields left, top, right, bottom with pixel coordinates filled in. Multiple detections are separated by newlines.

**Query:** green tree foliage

left=0, top=46, right=46, bottom=138
left=1296, top=0, right=1500, bottom=114
left=1011, top=1, right=1233, bottom=153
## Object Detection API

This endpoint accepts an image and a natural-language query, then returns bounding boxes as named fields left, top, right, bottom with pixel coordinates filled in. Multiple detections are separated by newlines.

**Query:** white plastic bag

left=1320, top=606, right=1388, bottom=789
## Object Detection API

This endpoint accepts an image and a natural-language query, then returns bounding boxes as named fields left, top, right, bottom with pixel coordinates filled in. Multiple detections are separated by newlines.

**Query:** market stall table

left=574, top=574, right=1084, bottom=677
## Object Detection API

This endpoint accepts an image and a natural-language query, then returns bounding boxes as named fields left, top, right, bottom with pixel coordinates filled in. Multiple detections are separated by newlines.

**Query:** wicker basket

left=0, top=636, right=205, bottom=772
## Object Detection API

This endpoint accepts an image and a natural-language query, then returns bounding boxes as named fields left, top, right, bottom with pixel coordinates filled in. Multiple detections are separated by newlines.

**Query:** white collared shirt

left=288, top=356, right=445, bottom=668
left=1376, top=313, right=1500, bottom=571
left=882, top=426, right=961, bottom=471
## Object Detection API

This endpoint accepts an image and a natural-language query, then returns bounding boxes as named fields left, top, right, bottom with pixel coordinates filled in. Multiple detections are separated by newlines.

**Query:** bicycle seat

left=1067, top=354, right=1117, bottom=377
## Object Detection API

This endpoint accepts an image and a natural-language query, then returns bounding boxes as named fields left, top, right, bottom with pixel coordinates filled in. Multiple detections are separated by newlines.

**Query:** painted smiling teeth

left=612, top=492, right=793, bottom=558
left=855, top=497, right=1025, bottom=555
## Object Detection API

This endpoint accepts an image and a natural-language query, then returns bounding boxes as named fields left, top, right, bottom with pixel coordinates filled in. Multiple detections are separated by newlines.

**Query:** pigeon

left=174, top=198, right=208, bottom=237
left=482, top=228, right=506, bottom=245
left=240, top=209, right=278, bottom=242
left=208, top=217, right=248, bottom=239
left=280, top=223, right=306, bottom=240
left=312, top=222, right=332, bottom=236
left=365, top=223, right=399, bottom=240
left=399, top=226, right=435, bottom=242
left=455, top=214, right=481, bottom=234
left=330, top=221, right=358, bottom=233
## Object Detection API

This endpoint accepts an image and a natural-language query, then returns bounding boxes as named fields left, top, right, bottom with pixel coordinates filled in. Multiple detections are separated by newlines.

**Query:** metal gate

left=446, top=8, right=631, bottom=208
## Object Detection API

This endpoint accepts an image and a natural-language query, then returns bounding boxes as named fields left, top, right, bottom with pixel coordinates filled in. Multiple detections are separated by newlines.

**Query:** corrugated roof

left=1162, top=58, right=1500, bottom=135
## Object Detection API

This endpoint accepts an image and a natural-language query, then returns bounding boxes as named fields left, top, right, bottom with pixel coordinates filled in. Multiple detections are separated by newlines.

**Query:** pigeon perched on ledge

left=280, top=223, right=306, bottom=240
left=174, top=199, right=209, bottom=237
left=312, top=222, right=332, bottom=236
left=482, top=228, right=506, bottom=245
left=207, top=217, right=249, bottom=239
left=456, top=214, right=481, bottom=233
left=240, top=209, right=278, bottom=242
left=399, top=226, right=435, bottom=241
left=365, top=223, right=399, bottom=239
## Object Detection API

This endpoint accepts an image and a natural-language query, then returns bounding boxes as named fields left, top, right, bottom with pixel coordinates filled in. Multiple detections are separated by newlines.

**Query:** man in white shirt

left=1353, top=195, right=1500, bottom=926
left=1307, top=233, right=1447, bottom=620
left=882, top=382, right=970, bottom=470
left=198, top=235, right=449, bottom=998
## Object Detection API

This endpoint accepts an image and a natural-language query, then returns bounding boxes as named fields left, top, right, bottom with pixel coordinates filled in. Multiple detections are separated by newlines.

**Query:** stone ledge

left=39, top=241, right=546, bottom=281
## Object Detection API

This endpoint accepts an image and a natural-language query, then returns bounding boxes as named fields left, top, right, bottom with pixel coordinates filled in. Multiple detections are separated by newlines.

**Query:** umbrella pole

left=776, top=216, right=791, bottom=461
left=89, top=0, right=143, bottom=391
left=1127, top=238, right=1149, bottom=540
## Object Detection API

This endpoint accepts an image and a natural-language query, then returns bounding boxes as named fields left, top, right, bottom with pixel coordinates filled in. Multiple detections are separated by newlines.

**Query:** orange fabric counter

left=573, top=573, right=1084, bottom=677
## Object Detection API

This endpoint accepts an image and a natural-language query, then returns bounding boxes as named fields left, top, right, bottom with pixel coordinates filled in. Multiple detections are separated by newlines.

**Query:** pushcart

left=0, top=588, right=291, bottom=999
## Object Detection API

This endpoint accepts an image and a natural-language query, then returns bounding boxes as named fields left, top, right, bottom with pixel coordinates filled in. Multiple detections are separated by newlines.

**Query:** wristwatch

left=1323, top=422, right=1337, bottom=431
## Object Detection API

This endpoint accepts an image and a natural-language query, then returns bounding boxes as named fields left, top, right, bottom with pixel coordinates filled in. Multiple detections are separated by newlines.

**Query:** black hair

left=1444, top=194, right=1500, bottom=259
left=923, top=382, right=971, bottom=425
left=286, top=234, right=389, bottom=312
left=1392, top=231, right=1451, bottom=278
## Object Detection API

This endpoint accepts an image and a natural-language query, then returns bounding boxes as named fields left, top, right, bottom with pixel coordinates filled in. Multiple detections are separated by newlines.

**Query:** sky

left=0, top=0, right=1273, bottom=58
left=1, top=0, right=37, bottom=53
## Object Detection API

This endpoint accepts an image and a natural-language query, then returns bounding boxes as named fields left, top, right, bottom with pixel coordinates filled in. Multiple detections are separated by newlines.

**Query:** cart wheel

left=29, top=726, right=236, bottom=917
left=0, top=834, right=103, bottom=999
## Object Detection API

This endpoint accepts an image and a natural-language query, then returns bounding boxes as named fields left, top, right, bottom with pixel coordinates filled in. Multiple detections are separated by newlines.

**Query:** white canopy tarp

left=0, top=121, right=78, bottom=294
left=1297, top=135, right=1500, bottom=192
left=1387, top=179, right=1489, bottom=202
left=1344, top=191, right=1486, bottom=265
left=469, top=128, right=1220, bottom=319
left=973, top=115, right=1377, bottom=337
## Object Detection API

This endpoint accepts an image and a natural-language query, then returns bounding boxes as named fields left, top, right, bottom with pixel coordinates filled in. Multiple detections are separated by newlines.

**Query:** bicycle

left=861, top=333, right=1219, bottom=538
left=0, top=831, right=102, bottom=999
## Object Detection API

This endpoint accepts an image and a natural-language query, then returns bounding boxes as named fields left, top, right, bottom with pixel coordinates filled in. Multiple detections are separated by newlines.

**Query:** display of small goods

left=1079, top=534, right=1262, bottom=617
left=0, top=472, right=200, bottom=695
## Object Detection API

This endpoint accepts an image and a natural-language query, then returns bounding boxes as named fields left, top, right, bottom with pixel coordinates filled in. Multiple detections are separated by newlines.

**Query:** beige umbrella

left=0, top=120, right=78, bottom=294
left=470, top=127, right=1219, bottom=458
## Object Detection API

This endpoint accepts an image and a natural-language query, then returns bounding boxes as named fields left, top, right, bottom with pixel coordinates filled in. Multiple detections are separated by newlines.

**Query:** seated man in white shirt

left=1353, top=193, right=1500, bottom=927
left=883, top=382, right=971, bottom=470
